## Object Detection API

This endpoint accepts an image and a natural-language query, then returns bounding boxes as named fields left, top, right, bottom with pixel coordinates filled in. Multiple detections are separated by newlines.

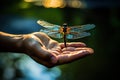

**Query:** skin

left=0, top=31, right=94, bottom=68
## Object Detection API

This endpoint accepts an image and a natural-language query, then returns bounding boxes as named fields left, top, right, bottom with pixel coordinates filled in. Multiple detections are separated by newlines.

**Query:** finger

left=62, top=47, right=76, bottom=51
left=57, top=48, right=94, bottom=64
left=75, top=47, right=93, bottom=52
left=62, top=47, right=93, bottom=54
left=50, top=48, right=61, bottom=53
left=60, top=42, right=86, bottom=48
left=62, top=47, right=92, bottom=51
left=49, top=50, right=60, bottom=55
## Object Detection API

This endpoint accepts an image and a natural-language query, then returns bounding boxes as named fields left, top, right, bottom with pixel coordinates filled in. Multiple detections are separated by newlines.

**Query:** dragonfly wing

left=37, top=19, right=62, bottom=38
left=70, top=24, right=95, bottom=32
left=37, top=19, right=60, bottom=29
left=66, top=32, right=91, bottom=39
left=40, top=28, right=63, bottom=38
left=48, top=32, right=63, bottom=38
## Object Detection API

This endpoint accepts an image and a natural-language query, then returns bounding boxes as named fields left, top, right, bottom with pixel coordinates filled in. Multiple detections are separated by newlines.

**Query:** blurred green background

left=0, top=0, right=120, bottom=80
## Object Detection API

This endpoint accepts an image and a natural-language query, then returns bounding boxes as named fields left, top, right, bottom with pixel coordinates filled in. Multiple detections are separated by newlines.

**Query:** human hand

left=21, top=32, right=94, bottom=68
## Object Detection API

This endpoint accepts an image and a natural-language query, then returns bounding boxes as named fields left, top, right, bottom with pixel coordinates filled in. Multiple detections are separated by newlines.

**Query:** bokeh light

left=67, top=0, right=85, bottom=8
left=24, top=0, right=86, bottom=8
left=24, top=0, right=34, bottom=2
left=42, top=0, right=65, bottom=8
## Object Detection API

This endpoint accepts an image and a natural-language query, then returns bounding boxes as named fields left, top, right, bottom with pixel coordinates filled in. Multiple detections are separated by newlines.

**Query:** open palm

left=22, top=32, right=93, bottom=68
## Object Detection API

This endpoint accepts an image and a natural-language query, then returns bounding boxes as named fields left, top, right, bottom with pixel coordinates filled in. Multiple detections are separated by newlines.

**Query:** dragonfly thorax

left=59, top=23, right=71, bottom=34
left=63, top=23, right=67, bottom=32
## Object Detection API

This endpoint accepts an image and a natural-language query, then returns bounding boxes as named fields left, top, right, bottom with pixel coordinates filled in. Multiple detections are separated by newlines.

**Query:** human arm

left=0, top=31, right=94, bottom=68
left=0, top=31, right=24, bottom=53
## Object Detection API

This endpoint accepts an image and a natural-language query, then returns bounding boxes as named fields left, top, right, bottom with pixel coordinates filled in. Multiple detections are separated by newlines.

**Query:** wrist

left=0, top=32, right=24, bottom=53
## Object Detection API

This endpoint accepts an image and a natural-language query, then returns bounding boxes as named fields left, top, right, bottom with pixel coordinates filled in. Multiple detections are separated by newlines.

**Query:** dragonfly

left=37, top=19, right=95, bottom=47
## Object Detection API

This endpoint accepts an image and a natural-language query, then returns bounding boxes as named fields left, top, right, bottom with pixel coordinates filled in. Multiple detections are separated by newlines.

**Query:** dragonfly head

left=63, top=23, right=68, bottom=28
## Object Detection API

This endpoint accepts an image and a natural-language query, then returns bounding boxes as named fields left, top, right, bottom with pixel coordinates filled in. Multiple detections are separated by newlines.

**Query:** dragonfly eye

left=63, top=23, right=67, bottom=27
